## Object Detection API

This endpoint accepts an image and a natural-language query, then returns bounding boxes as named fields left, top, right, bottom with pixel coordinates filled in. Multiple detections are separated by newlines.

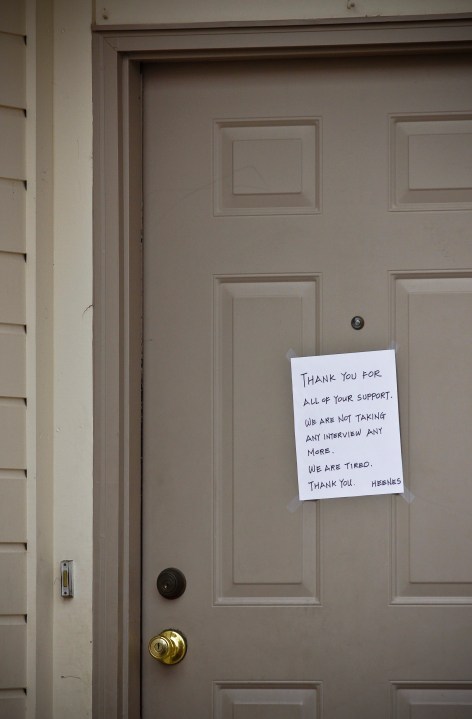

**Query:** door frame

left=92, top=17, right=472, bottom=718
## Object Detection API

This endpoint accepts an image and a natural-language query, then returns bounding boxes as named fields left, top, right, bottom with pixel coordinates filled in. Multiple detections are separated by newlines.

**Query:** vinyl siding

left=0, top=1, right=27, bottom=715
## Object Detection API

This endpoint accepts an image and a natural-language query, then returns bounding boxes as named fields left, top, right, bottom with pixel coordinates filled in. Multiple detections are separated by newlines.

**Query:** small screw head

left=351, top=316, right=365, bottom=330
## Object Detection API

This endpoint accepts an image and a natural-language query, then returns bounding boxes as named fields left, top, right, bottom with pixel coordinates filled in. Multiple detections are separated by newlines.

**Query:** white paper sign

left=291, top=350, right=404, bottom=500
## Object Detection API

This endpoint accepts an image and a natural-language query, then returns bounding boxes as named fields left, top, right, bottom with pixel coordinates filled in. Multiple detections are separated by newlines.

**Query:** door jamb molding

left=92, top=18, right=472, bottom=718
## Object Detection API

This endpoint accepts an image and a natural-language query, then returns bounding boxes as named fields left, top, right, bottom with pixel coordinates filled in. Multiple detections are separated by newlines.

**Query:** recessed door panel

left=214, top=683, right=321, bottom=718
left=393, top=276, right=472, bottom=601
left=393, top=684, right=472, bottom=718
left=214, top=278, right=320, bottom=603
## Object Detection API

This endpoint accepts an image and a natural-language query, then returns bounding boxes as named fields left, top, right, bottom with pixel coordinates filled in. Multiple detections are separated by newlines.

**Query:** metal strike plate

left=60, top=560, right=74, bottom=598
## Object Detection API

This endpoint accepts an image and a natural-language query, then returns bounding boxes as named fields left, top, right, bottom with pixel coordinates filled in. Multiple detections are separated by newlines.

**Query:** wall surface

left=0, top=3, right=28, bottom=716
left=5, top=0, right=468, bottom=718
left=93, top=0, right=472, bottom=25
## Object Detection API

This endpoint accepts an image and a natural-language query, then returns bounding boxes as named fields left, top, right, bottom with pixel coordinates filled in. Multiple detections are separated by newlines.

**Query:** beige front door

left=141, top=54, right=472, bottom=717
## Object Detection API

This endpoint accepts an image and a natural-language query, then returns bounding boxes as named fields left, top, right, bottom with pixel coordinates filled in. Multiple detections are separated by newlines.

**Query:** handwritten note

left=291, top=350, right=404, bottom=500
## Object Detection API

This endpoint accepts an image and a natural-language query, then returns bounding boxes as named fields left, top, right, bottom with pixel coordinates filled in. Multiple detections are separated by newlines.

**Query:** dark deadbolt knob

left=156, top=567, right=187, bottom=599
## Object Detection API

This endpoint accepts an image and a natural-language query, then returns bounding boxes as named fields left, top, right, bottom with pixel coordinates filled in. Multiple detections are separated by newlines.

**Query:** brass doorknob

left=148, top=629, right=187, bottom=665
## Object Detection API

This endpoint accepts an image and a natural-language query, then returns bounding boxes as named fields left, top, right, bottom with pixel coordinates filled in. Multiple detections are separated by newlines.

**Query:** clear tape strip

left=286, top=348, right=298, bottom=361
left=400, top=487, right=415, bottom=503
left=287, top=495, right=303, bottom=512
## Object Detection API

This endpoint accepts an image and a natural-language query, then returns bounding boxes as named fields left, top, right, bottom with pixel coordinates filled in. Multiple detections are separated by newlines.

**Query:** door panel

left=214, top=119, right=321, bottom=214
left=215, top=277, right=319, bottom=603
left=142, top=55, right=472, bottom=717
left=391, top=115, right=472, bottom=209
left=214, top=683, right=321, bottom=718
left=393, top=684, right=472, bottom=718
left=393, top=276, right=472, bottom=600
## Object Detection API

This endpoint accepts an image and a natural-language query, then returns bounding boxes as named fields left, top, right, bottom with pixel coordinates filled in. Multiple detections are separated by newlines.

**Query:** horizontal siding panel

left=0, top=624, right=26, bottom=688
left=0, top=692, right=26, bottom=719
left=0, top=1, right=26, bottom=36
left=0, top=108, right=25, bottom=181
left=0, top=476, right=26, bottom=542
left=0, top=401, right=26, bottom=469
left=0, top=34, right=25, bottom=108
left=0, top=328, right=25, bottom=397
left=0, top=552, right=26, bottom=614
left=0, top=180, right=25, bottom=252
left=0, top=254, right=25, bottom=324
